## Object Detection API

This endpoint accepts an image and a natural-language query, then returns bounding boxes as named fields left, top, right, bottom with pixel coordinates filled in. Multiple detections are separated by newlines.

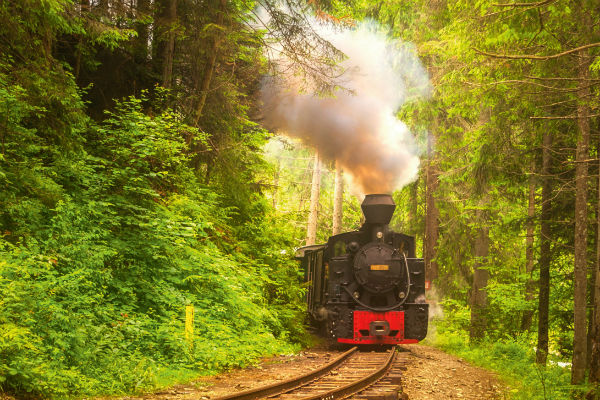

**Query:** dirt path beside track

left=400, top=344, right=505, bottom=399
left=112, top=344, right=506, bottom=400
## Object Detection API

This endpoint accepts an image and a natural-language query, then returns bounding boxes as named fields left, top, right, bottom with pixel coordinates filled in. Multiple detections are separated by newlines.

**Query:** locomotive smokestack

left=361, top=194, right=395, bottom=225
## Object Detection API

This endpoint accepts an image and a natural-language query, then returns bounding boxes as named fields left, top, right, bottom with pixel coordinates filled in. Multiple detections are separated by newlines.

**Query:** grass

left=424, top=324, right=587, bottom=400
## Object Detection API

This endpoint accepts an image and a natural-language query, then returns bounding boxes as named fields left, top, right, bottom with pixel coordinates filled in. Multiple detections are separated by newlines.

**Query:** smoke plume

left=260, top=21, right=431, bottom=193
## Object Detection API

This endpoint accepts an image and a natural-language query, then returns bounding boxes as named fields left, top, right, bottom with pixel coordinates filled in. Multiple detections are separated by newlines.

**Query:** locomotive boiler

left=296, top=194, right=428, bottom=345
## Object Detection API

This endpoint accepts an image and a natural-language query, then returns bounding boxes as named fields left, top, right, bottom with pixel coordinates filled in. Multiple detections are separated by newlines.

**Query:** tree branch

left=473, top=42, right=600, bottom=60
left=466, top=79, right=600, bottom=93
left=525, top=75, right=600, bottom=81
left=492, top=0, right=557, bottom=7
left=530, top=113, right=600, bottom=120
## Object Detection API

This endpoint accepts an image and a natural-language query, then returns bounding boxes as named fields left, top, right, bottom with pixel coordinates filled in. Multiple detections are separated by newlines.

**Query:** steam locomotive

left=296, top=194, right=428, bottom=345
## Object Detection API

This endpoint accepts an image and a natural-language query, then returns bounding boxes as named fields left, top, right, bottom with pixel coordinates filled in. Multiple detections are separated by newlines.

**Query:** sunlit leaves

left=0, top=81, right=300, bottom=399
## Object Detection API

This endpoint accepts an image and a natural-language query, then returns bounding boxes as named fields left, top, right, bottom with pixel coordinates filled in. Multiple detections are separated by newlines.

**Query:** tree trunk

left=272, top=159, right=280, bottom=210
left=332, top=160, right=343, bottom=235
left=537, top=130, right=552, bottom=365
left=134, top=0, right=150, bottom=64
left=161, top=0, right=177, bottom=88
left=589, top=153, right=599, bottom=370
left=194, top=0, right=227, bottom=125
left=195, top=51, right=218, bottom=124
left=590, top=147, right=600, bottom=396
left=75, top=0, right=90, bottom=80
left=521, top=162, right=537, bottom=331
left=470, top=208, right=489, bottom=342
left=306, top=152, right=321, bottom=246
left=572, top=50, right=591, bottom=386
left=97, top=0, right=109, bottom=14
left=590, top=151, right=600, bottom=392
left=425, top=133, right=439, bottom=283
left=153, top=0, right=171, bottom=83
left=410, top=177, right=419, bottom=237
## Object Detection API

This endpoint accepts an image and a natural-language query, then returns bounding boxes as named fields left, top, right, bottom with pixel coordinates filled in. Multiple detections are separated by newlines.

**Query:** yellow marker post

left=185, top=304, right=194, bottom=347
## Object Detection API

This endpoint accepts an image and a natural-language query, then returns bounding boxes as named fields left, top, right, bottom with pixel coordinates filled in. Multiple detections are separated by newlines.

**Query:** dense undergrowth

left=427, top=304, right=587, bottom=400
left=0, top=1, right=310, bottom=398
left=0, top=69, right=306, bottom=399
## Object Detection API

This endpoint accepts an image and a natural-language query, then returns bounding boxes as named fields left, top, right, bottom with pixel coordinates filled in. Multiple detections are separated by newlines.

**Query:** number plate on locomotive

left=370, top=264, right=389, bottom=271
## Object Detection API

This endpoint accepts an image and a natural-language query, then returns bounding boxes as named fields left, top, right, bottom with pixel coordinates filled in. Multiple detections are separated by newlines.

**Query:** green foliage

left=0, top=1, right=308, bottom=399
left=4, top=0, right=599, bottom=398
left=0, top=93, right=304, bottom=398
left=262, top=137, right=364, bottom=247
left=429, top=318, right=584, bottom=400
left=90, top=28, right=138, bottom=50
left=322, top=0, right=600, bottom=393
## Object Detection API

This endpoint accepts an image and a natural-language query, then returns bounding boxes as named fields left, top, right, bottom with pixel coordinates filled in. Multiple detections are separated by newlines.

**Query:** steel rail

left=301, top=346, right=397, bottom=400
left=213, top=346, right=358, bottom=400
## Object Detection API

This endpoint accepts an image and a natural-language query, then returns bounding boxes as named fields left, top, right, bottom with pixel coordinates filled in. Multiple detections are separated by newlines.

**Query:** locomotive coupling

left=369, top=320, right=390, bottom=336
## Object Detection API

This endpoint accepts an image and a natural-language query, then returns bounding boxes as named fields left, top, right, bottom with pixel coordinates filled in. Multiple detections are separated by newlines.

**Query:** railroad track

left=213, top=346, right=408, bottom=400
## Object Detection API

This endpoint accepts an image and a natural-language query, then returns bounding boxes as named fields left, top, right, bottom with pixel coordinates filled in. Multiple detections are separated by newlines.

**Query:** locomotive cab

left=298, top=194, right=429, bottom=345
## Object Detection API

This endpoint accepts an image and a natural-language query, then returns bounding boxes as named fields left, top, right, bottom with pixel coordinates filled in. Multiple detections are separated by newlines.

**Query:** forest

left=0, top=0, right=599, bottom=399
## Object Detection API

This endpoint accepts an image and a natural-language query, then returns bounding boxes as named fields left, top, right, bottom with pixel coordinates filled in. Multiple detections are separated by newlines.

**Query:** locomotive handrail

left=212, top=346, right=357, bottom=400
left=342, top=253, right=411, bottom=312
left=401, top=252, right=411, bottom=303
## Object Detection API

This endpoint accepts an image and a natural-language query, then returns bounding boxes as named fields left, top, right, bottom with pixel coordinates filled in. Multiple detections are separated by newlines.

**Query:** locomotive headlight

left=398, top=291, right=406, bottom=299
left=376, top=231, right=383, bottom=239
left=353, top=291, right=360, bottom=299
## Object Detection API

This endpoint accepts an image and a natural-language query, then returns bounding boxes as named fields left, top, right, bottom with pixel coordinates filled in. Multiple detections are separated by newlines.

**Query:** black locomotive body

left=296, top=194, right=428, bottom=344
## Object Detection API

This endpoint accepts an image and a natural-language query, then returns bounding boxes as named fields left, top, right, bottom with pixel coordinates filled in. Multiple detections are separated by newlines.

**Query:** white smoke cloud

left=260, top=18, right=431, bottom=193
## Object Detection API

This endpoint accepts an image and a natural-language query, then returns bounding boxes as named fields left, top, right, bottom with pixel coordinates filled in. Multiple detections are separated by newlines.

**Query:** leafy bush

left=0, top=1, right=307, bottom=398
left=0, top=94, right=304, bottom=398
